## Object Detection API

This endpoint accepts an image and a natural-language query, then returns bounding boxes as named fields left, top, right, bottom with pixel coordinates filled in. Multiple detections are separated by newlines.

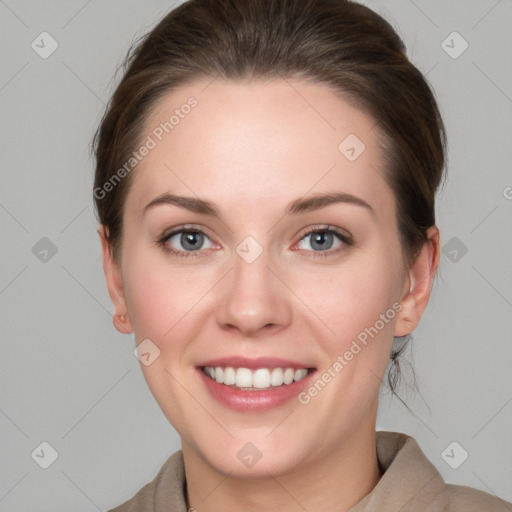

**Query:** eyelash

left=157, top=224, right=353, bottom=259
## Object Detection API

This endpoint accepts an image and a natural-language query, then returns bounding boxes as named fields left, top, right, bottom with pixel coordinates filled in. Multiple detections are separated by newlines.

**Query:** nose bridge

left=215, top=242, right=292, bottom=335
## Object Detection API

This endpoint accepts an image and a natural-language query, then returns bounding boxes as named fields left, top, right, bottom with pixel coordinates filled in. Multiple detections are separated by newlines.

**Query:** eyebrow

left=142, top=191, right=375, bottom=218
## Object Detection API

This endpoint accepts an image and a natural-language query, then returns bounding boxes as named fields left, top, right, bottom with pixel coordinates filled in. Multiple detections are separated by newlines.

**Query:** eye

left=295, top=226, right=353, bottom=257
left=157, top=224, right=352, bottom=259
left=158, top=226, right=216, bottom=258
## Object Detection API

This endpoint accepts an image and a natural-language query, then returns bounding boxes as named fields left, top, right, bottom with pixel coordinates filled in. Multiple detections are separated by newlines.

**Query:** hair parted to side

left=92, top=0, right=447, bottom=400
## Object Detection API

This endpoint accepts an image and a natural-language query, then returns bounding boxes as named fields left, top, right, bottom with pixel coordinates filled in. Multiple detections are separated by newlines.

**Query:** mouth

left=201, top=365, right=313, bottom=391
left=196, top=358, right=317, bottom=412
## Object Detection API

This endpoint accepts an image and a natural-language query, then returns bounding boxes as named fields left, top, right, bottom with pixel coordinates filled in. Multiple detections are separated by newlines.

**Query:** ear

left=98, top=225, right=133, bottom=334
left=395, top=226, right=440, bottom=337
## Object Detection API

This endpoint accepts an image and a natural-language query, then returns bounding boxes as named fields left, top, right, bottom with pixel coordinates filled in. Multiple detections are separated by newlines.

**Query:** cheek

left=297, top=253, right=401, bottom=338
left=290, top=256, right=403, bottom=400
left=123, top=248, right=219, bottom=350
left=124, top=270, right=173, bottom=339
left=121, top=257, right=213, bottom=419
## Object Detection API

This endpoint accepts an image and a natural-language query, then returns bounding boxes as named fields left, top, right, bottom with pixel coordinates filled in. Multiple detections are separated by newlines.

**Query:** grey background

left=1, top=0, right=511, bottom=510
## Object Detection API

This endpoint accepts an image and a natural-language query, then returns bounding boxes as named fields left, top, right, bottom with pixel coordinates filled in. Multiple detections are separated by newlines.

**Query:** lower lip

left=197, top=368, right=316, bottom=412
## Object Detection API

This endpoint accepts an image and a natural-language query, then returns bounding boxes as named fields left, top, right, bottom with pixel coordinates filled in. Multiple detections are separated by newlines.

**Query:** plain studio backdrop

left=0, top=1, right=511, bottom=510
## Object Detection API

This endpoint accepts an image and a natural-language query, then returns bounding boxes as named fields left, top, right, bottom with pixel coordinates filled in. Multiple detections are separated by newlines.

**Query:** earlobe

left=395, top=226, right=440, bottom=337
left=98, top=225, right=133, bottom=334
left=112, top=312, right=132, bottom=335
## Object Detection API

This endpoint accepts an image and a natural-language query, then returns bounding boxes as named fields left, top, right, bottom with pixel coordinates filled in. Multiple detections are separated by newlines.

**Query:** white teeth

left=270, top=368, right=284, bottom=386
left=223, top=367, right=236, bottom=385
left=253, top=369, right=270, bottom=388
left=294, top=369, right=308, bottom=381
left=283, top=368, right=295, bottom=385
left=235, top=368, right=253, bottom=388
left=202, top=366, right=310, bottom=389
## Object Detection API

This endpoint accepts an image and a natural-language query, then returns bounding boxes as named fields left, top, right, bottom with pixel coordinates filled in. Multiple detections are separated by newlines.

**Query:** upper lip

left=197, top=356, right=315, bottom=370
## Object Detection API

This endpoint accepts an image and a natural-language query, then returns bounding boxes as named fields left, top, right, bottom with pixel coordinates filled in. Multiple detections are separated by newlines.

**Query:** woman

left=93, top=0, right=511, bottom=510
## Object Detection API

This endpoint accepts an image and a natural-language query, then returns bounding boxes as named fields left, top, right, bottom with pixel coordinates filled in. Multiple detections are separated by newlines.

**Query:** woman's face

left=103, top=78, right=420, bottom=477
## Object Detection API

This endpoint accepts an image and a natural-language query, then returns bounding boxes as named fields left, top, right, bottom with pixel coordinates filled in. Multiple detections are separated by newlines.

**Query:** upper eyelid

left=161, top=224, right=215, bottom=240
left=296, top=224, right=351, bottom=239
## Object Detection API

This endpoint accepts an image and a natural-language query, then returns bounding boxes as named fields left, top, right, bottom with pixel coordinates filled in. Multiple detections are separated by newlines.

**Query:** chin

left=188, top=429, right=310, bottom=478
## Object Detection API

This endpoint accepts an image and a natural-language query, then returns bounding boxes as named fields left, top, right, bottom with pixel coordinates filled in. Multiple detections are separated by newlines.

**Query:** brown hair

left=92, top=0, right=446, bottom=399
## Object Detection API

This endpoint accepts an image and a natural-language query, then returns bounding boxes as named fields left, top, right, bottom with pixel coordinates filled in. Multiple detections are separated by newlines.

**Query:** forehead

left=125, top=78, right=393, bottom=219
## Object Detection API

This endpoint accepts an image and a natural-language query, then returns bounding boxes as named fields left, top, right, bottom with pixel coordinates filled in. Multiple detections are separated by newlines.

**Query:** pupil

left=312, top=231, right=332, bottom=250
left=182, top=231, right=202, bottom=251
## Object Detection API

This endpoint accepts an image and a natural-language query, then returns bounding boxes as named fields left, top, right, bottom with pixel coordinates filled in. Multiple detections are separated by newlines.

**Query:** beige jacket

left=108, top=431, right=511, bottom=511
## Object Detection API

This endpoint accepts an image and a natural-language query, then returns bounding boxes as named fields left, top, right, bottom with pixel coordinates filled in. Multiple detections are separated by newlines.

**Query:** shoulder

left=429, top=483, right=512, bottom=511
left=107, top=450, right=186, bottom=512
left=370, top=432, right=512, bottom=512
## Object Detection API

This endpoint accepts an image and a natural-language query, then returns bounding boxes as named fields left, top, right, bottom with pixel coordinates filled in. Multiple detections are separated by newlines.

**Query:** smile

left=202, top=366, right=310, bottom=390
left=197, top=361, right=317, bottom=412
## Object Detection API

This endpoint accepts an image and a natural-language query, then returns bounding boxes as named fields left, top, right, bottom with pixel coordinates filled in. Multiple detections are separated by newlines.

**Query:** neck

left=183, top=422, right=381, bottom=512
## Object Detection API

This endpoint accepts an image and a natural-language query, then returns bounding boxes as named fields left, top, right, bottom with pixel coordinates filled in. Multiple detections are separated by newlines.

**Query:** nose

left=215, top=246, right=293, bottom=338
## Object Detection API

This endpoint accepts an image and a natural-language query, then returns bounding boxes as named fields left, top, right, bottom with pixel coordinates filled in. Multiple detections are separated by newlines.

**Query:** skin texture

left=100, top=78, right=440, bottom=512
